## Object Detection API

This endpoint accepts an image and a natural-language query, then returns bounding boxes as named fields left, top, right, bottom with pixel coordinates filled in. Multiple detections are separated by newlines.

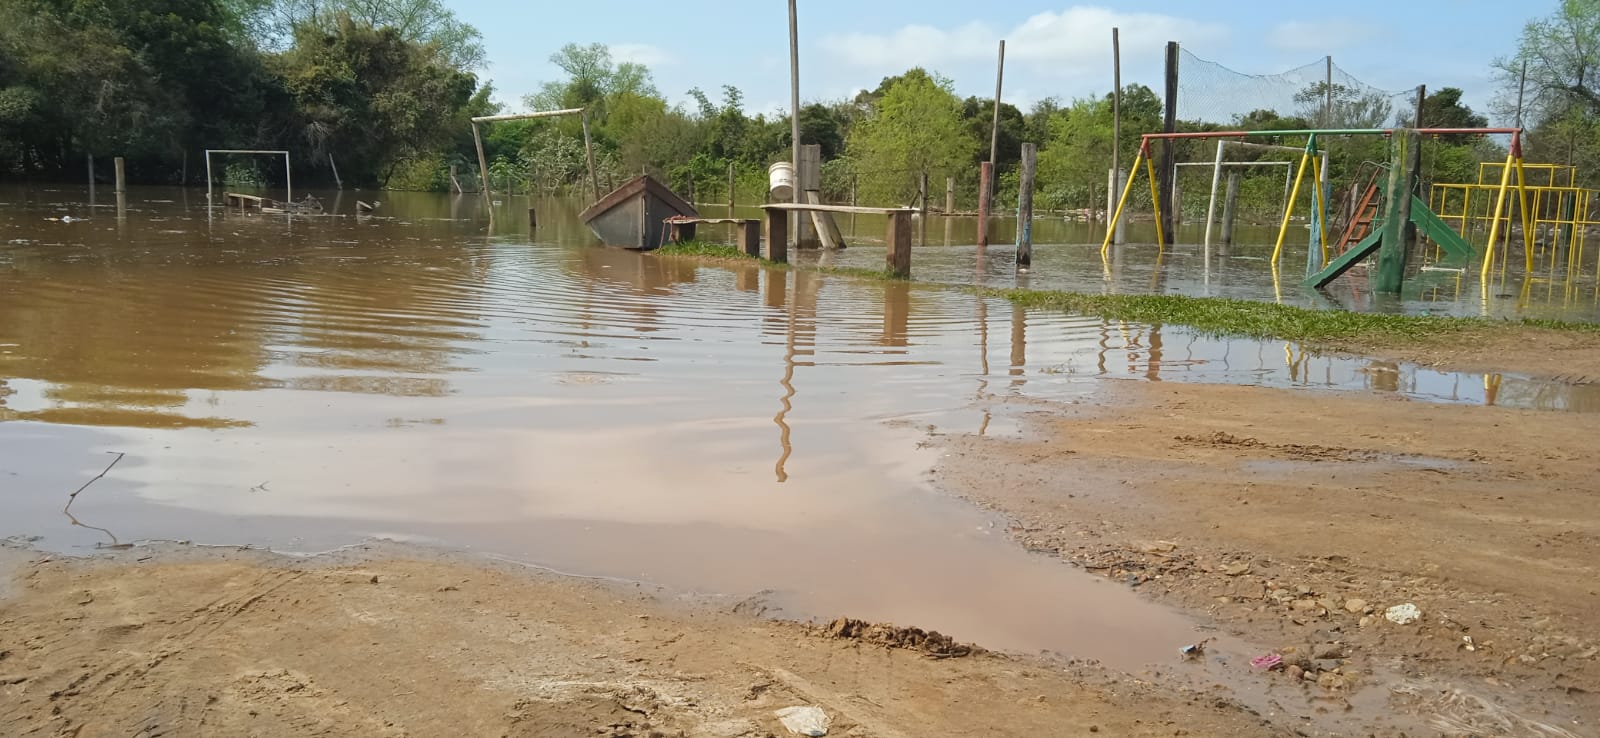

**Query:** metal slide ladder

left=1335, top=167, right=1384, bottom=253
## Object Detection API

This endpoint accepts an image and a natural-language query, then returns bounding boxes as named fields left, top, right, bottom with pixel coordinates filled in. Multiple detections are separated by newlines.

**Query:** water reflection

left=4, top=186, right=1600, bottom=669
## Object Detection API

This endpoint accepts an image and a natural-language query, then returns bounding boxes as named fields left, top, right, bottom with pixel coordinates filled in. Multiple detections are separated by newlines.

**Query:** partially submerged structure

left=580, top=175, right=698, bottom=250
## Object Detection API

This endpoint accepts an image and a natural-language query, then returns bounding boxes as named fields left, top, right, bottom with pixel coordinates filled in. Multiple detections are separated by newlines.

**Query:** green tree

left=274, top=13, right=476, bottom=186
left=234, top=0, right=483, bottom=68
left=844, top=69, right=976, bottom=204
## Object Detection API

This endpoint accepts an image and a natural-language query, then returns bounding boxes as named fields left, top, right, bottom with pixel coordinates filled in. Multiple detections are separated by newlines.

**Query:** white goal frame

left=205, top=149, right=292, bottom=206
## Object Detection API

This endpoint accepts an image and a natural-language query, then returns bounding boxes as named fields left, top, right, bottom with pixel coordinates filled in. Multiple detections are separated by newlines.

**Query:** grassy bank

left=653, top=241, right=906, bottom=281
left=980, top=289, right=1600, bottom=344
left=652, top=242, right=1597, bottom=345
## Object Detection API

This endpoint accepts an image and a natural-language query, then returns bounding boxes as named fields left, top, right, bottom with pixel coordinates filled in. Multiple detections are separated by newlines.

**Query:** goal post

left=204, top=149, right=292, bottom=206
left=1173, top=139, right=1302, bottom=247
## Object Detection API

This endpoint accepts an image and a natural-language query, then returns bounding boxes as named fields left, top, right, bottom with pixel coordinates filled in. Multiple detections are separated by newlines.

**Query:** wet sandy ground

left=0, top=543, right=1273, bottom=738
left=936, top=379, right=1599, bottom=737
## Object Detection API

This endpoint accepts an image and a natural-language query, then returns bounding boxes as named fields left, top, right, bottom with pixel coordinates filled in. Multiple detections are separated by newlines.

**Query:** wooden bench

left=761, top=204, right=918, bottom=277
left=664, top=216, right=762, bottom=256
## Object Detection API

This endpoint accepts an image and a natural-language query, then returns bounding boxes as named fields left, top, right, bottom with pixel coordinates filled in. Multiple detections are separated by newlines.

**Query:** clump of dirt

left=1175, top=431, right=1387, bottom=461
left=817, top=617, right=981, bottom=658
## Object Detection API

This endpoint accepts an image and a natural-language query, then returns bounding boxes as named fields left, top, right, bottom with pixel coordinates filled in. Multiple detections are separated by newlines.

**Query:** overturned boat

left=579, top=175, right=697, bottom=250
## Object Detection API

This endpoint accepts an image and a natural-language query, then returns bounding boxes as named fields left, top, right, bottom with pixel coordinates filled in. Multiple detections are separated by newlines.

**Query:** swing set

left=1102, top=127, right=1532, bottom=290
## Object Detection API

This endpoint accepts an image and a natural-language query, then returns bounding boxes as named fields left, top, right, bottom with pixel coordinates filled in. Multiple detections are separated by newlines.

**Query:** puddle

left=2, top=189, right=1598, bottom=706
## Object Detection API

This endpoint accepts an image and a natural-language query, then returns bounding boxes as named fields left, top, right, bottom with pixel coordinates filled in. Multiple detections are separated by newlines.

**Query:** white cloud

left=611, top=43, right=674, bottom=67
left=1267, top=20, right=1379, bottom=52
left=819, top=6, right=1228, bottom=80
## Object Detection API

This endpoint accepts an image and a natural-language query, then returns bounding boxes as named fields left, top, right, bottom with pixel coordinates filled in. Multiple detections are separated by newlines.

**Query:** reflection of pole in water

left=1009, top=304, right=1026, bottom=386
left=976, top=292, right=991, bottom=434
left=882, top=281, right=910, bottom=347
left=1484, top=373, right=1502, bottom=406
left=770, top=269, right=795, bottom=482
left=1146, top=324, right=1163, bottom=381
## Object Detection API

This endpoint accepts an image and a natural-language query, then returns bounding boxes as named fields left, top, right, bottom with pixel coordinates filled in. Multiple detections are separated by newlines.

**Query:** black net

left=1177, top=49, right=1416, bottom=129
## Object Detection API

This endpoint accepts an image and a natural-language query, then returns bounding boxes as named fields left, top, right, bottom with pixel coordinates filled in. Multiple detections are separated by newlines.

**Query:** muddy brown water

left=3, top=188, right=1598, bottom=682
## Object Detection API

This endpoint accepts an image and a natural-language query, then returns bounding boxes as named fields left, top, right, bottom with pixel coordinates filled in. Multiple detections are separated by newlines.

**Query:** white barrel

left=768, top=161, right=795, bottom=200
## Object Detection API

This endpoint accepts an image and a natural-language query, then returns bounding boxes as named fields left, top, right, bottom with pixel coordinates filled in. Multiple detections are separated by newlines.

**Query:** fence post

left=1017, top=143, right=1036, bottom=268
left=114, top=157, right=126, bottom=193
left=1221, top=172, right=1240, bottom=248
left=1159, top=41, right=1179, bottom=245
left=978, top=162, right=993, bottom=247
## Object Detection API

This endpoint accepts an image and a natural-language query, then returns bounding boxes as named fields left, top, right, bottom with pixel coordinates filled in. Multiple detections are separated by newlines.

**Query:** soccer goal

left=204, top=149, right=292, bottom=207
left=1173, top=140, right=1306, bottom=247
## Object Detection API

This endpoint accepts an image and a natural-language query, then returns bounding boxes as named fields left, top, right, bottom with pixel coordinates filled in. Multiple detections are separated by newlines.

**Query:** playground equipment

left=1429, top=162, right=1600, bottom=277
left=1103, top=127, right=1531, bottom=293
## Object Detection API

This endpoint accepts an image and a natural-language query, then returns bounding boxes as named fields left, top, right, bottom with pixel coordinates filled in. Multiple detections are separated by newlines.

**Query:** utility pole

left=788, top=0, right=802, bottom=215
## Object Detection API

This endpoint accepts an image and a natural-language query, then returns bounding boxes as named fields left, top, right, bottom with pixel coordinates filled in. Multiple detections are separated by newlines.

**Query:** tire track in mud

left=38, top=568, right=306, bottom=735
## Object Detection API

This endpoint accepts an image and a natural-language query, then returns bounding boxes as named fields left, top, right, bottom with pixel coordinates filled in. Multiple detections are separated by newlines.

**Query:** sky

left=447, top=0, right=1536, bottom=123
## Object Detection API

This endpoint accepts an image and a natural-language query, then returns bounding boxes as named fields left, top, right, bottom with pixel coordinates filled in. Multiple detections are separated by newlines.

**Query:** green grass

left=654, top=241, right=749, bottom=260
left=977, top=288, right=1600, bottom=344
left=654, top=241, right=907, bottom=281
left=654, top=240, right=790, bottom=269
left=816, top=265, right=908, bottom=281
left=652, top=242, right=1599, bottom=345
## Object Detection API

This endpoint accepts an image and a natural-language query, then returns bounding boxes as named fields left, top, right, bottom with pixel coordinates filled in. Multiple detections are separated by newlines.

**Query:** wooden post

left=87, top=153, right=95, bottom=202
left=886, top=210, right=912, bottom=278
left=528, top=207, right=537, bottom=229
left=113, top=157, right=125, bottom=193
left=1159, top=41, right=1179, bottom=245
left=989, top=40, right=1006, bottom=169
left=765, top=209, right=789, bottom=264
left=472, top=123, right=491, bottom=197
left=1221, top=171, right=1240, bottom=247
left=728, top=161, right=736, bottom=218
left=738, top=220, right=761, bottom=257
left=978, top=162, right=993, bottom=247
left=450, top=164, right=462, bottom=194
left=329, top=153, right=343, bottom=190
left=797, top=144, right=822, bottom=248
left=1405, top=85, right=1426, bottom=251
left=919, top=170, right=929, bottom=248
left=581, top=110, right=601, bottom=201
left=1017, top=143, right=1036, bottom=268
left=1376, top=129, right=1419, bottom=293
left=945, top=176, right=955, bottom=214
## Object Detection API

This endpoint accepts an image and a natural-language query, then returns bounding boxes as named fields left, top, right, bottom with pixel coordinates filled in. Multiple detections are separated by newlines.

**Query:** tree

left=274, top=13, right=476, bottom=186
left=960, top=97, right=1025, bottom=169
left=844, top=69, right=977, bottom=204
left=1497, top=0, right=1600, bottom=122
left=233, top=0, right=484, bottom=68
left=1294, top=82, right=1395, bottom=128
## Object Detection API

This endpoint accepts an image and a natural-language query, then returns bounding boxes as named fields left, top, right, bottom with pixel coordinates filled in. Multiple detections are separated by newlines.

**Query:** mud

left=936, top=380, right=1599, bottom=736
left=0, top=543, right=1275, bottom=738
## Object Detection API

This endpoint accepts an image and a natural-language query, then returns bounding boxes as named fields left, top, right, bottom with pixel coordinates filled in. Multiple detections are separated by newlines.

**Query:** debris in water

left=1385, top=603, right=1422, bottom=625
left=1250, top=653, right=1283, bottom=670
left=775, top=705, right=830, bottom=736
left=1179, top=638, right=1214, bottom=660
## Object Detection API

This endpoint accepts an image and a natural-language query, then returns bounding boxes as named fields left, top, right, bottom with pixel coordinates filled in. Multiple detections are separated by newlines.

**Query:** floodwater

left=2, top=188, right=1598, bottom=678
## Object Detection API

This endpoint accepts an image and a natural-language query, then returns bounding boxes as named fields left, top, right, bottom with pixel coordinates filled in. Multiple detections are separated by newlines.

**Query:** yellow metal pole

left=1310, top=152, right=1329, bottom=266
left=1481, top=154, right=1515, bottom=281
left=1145, top=153, right=1166, bottom=252
left=1101, top=147, right=1144, bottom=255
left=1515, top=156, right=1533, bottom=273
left=1272, top=147, right=1313, bottom=265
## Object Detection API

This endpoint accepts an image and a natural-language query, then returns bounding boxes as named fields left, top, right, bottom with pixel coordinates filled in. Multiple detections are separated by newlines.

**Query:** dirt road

left=0, top=543, right=1272, bottom=738
left=937, top=379, right=1599, bottom=736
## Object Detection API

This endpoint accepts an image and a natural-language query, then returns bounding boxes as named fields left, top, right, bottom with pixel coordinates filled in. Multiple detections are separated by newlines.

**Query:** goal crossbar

left=205, top=149, right=292, bottom=206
